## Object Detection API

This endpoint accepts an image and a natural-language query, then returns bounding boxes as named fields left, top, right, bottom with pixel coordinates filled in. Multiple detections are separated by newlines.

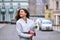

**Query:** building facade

left=0, top=0, right=60, bottom=25
left=49, top=0, right=60, bottom=25
left=0, top=0, right=44, bottom=22
left=0, top=0, right=29, bottom=22
left=54, top=0, right=60, bottom=25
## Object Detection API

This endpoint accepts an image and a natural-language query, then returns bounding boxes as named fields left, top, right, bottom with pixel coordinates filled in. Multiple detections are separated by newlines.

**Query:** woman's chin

left=20, top=16, right=24, bottom=18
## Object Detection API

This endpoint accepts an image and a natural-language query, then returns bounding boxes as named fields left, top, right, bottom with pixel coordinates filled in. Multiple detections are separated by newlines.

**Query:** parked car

left=36, top=18, right=53, bottom=30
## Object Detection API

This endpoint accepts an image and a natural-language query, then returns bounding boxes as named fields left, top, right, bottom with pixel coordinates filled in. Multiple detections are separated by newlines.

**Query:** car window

left=42, top=21, right=52, bottom=24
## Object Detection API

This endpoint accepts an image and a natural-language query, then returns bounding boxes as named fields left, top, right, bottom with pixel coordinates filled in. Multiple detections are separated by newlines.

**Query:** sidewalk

left=53, top=25, right=60, bottom=32
left=0, top=23, right=7, bottom=28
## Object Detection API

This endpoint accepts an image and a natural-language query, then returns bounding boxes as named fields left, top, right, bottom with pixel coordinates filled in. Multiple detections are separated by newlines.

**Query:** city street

left=0, top=24, right=60, bottom=40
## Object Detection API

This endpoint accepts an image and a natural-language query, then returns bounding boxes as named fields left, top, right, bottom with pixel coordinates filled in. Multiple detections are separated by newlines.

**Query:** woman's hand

left=30, top=30, right=34, bottom=34
left=29, top=30, right=34, bottom=38
left=30, top=34, right=33, bottom=38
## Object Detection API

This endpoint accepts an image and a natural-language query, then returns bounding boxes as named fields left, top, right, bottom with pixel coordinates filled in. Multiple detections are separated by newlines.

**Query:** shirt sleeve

left=16, top=22, right=31, bottom=38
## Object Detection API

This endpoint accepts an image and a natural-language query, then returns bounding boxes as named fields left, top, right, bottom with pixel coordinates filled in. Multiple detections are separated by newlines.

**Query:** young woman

left=15, top=8, right=36, bottom=40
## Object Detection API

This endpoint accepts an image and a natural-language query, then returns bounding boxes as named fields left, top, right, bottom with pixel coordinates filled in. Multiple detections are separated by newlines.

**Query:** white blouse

left=16, top=18, right=35, bottom=38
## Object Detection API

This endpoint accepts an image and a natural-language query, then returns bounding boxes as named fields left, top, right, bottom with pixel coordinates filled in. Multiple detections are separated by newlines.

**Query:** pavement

left=0, top=23, right=7, bottom=28
left=0, top=24, right=60, bottom=40
left=0, top=24, right=19, bottom=40
left=53, top=26, right=60, bottom=32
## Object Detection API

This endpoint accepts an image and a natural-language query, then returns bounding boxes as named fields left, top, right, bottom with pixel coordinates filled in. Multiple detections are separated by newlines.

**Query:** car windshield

left=42, top=21, right=52, bottom=24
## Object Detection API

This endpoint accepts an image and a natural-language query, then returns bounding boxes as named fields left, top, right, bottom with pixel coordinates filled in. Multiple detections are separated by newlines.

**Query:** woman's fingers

left=30, top=30, right=34, bottom=34
left=30, top=34, right=33, bottom=38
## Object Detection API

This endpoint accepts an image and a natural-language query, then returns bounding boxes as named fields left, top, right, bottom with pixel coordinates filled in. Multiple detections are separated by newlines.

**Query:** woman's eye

left=20, top=11, right=23, bottom=13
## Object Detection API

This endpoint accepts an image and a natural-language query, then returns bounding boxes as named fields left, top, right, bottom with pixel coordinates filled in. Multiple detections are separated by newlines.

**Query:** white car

left=40, top=20, right=53, bottom=30
left=36, top=18, right=53, bottom=30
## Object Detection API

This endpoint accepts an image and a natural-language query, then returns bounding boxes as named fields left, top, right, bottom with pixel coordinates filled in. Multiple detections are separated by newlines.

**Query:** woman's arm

left=16, top=22, right=31, bottom=38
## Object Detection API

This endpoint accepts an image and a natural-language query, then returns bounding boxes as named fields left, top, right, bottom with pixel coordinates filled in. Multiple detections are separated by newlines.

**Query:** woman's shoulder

left=16, top=19, right=22, bottom=23
left=28, top=18, right=34, bottom=22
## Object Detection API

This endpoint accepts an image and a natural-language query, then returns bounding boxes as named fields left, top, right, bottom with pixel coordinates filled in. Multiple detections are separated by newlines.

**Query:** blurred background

left=0, top=0, right=60, bottom=40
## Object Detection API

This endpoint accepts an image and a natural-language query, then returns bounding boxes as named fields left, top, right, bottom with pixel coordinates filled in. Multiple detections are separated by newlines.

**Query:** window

left=0, top=3, right=2, bottom=7
left=2, top=3, right=5, bottom=9
left=0, top=0, right=2, bottom=1
left=46, top=5, right=48, bottom=9
left=17, top=3, right=20, bottom=10
left=4, top=0, right=11, bottom=1
left=56, top=1, right=59, bottom=10
left=59, top=16, right=60, bottom=24
left=13, top=0, right=28, bottom=1
left=5, top=3, right=10, bottom=8
left=9, top=3, right=13, bottom=9
left=10, top=13, right=13, bottom=21
left=13, top=3, right=18, bottom=8
left=9, top=3, right=13, bottom=12
left=1, top=3, right=6, bottom=12
left=2, top=12, right=5, bottom=21
left=20, top=2, right=29, bottom=9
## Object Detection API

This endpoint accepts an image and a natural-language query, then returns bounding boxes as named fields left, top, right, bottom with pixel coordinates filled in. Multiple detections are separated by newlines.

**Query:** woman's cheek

left=20, top=14, right=24, bottom=17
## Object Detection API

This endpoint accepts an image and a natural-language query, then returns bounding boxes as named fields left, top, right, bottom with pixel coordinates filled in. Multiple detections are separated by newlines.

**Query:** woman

left=15, top=8, right=36, bottom=40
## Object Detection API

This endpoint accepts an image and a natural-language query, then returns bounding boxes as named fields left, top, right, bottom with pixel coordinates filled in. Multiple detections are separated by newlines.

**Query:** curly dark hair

left=15, top=8, right=30, bottom=21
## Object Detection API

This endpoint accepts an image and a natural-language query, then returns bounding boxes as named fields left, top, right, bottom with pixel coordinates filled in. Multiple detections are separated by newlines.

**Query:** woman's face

left=19, top=9, right=27, bottom=18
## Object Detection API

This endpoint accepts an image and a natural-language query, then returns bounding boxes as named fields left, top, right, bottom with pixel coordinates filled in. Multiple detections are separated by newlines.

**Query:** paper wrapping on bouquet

left=28, top=31, right=36, bottom=36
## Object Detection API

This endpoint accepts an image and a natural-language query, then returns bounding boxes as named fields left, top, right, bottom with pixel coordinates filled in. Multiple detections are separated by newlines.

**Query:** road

left=0, top=24, right=60, bottom=40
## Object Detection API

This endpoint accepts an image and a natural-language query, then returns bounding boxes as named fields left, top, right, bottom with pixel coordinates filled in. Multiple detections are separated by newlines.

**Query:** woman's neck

left=22, top=17, right=27, bottom=22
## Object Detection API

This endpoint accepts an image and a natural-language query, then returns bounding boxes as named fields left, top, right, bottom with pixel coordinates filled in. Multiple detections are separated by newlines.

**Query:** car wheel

left=39, top=27, right=41, bottom=30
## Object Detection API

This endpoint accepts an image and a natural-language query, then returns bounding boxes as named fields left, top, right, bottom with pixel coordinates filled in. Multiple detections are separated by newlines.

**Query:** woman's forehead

left=20, top=10, right=24, bottom=12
